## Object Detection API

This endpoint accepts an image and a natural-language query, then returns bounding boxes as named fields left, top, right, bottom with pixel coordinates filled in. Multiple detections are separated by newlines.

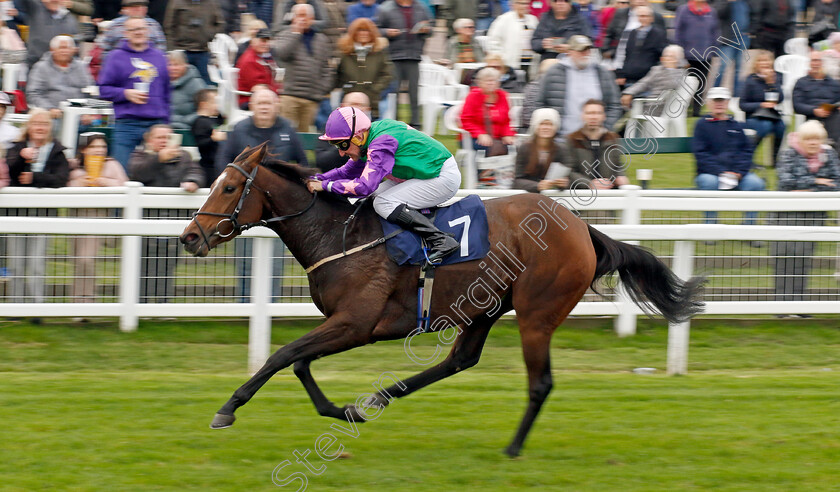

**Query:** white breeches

left=372, top=156, right=461, bottom=218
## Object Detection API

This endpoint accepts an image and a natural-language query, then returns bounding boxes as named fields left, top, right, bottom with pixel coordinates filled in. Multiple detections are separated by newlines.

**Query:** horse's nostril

left=182, top=233, right=199, bottom=245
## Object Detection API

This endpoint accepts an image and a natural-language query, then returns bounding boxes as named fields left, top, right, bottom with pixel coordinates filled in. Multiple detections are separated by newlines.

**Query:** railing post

left=667, top=240, right=695, bottom=375
left=249, top=236, right=274, bottom=374
left=462, top=155, right=477, bottom=189
left=119, top=182, right=143, bottom=332
left=615, top=186, right=642, bottom=336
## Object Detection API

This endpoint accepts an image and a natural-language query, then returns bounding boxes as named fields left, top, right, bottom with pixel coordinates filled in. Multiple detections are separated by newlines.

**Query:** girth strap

left=417, top=262, right=436, bottom=333
left=304, top=229, right=402, bottom=274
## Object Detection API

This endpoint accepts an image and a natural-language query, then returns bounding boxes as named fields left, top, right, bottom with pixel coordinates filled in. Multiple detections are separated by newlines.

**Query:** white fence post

left=667, top=240, right=695, bottom=375
left=249, top=237, right=274, bottom=374
left=119, top=182, right=143, bottom=332
left=615, top=185, right=641, bottom=336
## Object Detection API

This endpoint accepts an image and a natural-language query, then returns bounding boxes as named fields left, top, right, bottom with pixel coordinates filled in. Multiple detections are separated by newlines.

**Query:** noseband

left=190, top=162, right=317, bottom=252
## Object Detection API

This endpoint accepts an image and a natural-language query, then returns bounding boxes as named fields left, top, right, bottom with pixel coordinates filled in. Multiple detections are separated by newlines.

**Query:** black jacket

left=376, top=0, right=433, bottom=61
left=93, top=0, right=122, bottom=20
left=218, top=116, right=308, bottom=172
left=739, top=72, right=784, bottom=119
left=749, top=0, right=795, bottom=34
left=601, top=7, right=666, bottom=56
left=531, top=10, right=592, bottom=55
left=615, top=25, right=668, bottom=83
left=792, top=74, right=840, bottom=119
left=7, top=140, right=69, bottom=187
left=191, top=114, right=223, bottom=181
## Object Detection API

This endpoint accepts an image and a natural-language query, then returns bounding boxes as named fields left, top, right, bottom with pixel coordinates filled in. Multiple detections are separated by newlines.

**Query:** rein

left=190, top=162, right=317, bottom=252
left=189, top=160, right=395, bottom=274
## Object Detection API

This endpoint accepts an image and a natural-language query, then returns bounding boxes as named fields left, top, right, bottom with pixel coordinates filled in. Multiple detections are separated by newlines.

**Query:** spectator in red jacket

left=460, top=67, right=517, bottom=154
left=234, top=28, right=279, bottom=108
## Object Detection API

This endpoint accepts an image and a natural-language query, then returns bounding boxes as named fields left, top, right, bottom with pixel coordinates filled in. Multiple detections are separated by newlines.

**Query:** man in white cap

left=692, top=86, right=765, bottom=226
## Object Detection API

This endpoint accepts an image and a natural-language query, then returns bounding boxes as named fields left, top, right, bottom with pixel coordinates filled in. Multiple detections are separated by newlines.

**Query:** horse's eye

left=223, top=185, right=236, bottom=194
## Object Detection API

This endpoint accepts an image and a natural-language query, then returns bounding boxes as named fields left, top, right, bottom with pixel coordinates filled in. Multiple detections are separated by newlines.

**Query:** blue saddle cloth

left=378, top=194, right=490, bottom=266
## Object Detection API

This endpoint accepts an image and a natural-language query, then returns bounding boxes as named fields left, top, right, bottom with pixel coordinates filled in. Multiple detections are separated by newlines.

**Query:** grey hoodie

left=26, top=51, right=93, bottom=110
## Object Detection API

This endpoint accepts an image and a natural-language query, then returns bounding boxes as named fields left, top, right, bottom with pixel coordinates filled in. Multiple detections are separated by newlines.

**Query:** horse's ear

left=253, top=142, right=269, bottom=165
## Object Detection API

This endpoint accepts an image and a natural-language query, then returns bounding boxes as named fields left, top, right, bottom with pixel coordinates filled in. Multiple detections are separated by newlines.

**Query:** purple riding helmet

left=319, top=107, right=372, bottom=151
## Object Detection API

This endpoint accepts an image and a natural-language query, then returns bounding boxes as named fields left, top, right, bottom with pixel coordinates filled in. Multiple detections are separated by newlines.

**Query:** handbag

left=752, top=106, right=781, bottom=121
left=482, top=102, right=508, bottom=157
left=476, top=100, right=514, bottom=188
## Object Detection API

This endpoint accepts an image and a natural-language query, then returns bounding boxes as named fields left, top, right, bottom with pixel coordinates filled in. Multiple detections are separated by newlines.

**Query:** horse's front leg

left=211, top=315, right=368, bottom=429
left=292, top=359, right=367, bottom=422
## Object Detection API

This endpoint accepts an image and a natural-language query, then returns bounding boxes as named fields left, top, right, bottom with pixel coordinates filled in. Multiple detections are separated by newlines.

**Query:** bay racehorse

left=179, top=143, right=703, bottom=457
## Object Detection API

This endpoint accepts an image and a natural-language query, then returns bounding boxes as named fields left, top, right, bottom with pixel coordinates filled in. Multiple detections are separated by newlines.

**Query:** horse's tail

left=587, top=224, right=705, bottom=324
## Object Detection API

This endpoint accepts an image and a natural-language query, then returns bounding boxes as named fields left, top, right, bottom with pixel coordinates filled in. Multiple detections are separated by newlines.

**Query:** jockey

left=307, top=107, right=462, bottom=263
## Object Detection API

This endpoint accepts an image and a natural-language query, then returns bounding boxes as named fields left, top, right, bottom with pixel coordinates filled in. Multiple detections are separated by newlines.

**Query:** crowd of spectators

left=1, top=0, right=840, bottom=308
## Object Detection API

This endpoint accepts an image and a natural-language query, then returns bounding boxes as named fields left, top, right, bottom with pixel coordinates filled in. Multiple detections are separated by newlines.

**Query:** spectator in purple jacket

left=97, top=16, right=171, bottom=170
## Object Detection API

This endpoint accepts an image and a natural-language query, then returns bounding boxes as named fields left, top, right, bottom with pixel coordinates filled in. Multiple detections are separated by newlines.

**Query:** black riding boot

left=388, top=204, right=459, bottom=263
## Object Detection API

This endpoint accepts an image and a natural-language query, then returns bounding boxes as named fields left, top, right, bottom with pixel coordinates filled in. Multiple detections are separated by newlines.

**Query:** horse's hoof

left=341, top=404, right=368, bottom=423
left=503, top=445, right=521, bottom=458
left=210, top=413, right=236, bottom=429
left=362, top=393, right=390, bottom=410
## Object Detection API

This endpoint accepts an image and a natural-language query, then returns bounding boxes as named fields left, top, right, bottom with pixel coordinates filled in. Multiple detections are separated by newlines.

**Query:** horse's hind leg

left=363, top=313, right=497, bottom=410
left=293, top=359, right=365, bottom=421
left=504, top=326, right=554, bottom=457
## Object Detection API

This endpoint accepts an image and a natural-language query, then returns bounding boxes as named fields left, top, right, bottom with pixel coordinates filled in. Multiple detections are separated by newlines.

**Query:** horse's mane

left=261, top=155, right=319, bottom=184
left=255, top=151, right=352, bottom=207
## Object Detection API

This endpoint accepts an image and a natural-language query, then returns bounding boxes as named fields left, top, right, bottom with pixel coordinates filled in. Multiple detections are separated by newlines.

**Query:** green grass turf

left=1, top=318, right=839, bottom=491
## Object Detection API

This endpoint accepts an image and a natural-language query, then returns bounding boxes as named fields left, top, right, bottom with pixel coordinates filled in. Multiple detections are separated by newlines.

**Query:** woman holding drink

left=5, top=108, right=69, bottom=313
left=740, top=50, right=786, bottom=166
left=67, top=132, right=128, bottom=305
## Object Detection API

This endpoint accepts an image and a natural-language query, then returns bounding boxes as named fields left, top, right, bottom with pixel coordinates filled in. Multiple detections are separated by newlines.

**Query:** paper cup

left=133, top=82, right=150, bottom=94
left=84, top=155, right=105, bottom=184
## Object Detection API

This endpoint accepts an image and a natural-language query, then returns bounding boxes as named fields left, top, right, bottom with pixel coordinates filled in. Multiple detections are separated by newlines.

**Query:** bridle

left=189, top=161, right=317, bottom=253
left=189, top=157, right=391, bottom=275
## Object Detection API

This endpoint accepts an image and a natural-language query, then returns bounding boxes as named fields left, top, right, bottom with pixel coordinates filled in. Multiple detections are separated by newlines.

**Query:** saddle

left=317, top=195, right=491, bottom=334
left=378, top=194, right=491, bottom=267
left=379, top=194, right=491, bottom=334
